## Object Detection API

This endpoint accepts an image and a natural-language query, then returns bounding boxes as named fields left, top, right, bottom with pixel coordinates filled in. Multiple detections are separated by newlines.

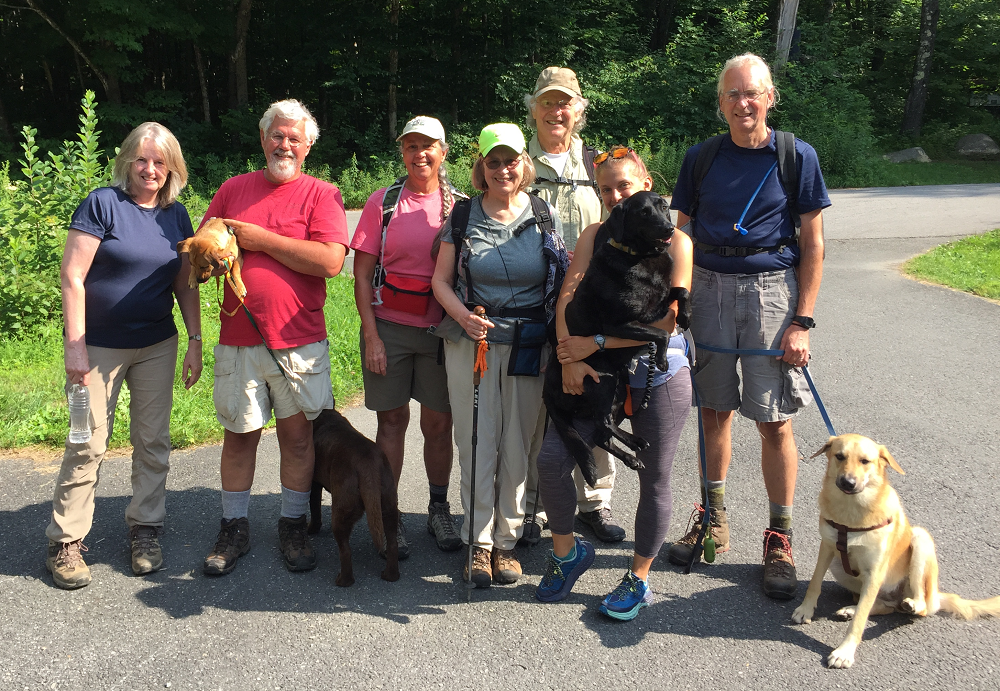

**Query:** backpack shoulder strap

left=582, top=144, right=601, bottom=200
left=381, top=175, right=408, bottom=230
left=450, top=198, right=472, bottom=246
left=774, top=130, right=800, bottom=228
left=528, top=193, right=553, bottom=234
left=689, top=134, right=726, bottom=220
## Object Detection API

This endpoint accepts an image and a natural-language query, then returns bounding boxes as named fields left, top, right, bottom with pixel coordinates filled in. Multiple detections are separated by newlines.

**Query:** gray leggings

left=536, top=370, right=692, bottom=558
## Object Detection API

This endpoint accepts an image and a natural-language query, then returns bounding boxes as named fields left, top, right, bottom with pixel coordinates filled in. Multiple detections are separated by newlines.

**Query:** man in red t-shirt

left=201, top=99, right=348, bottom=577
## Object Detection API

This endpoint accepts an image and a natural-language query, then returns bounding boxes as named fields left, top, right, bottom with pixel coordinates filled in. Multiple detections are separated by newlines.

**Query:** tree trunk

left=775, top=0, right=800, bottom=71
left=900, top=0, right=939, bottom=137
left=651, top=0, right=676, bottom=50
left=0, top=93, right=12, bottom=142
left=193, top=44, right=212, bottom=123
left=229, top=0, right=252, bottom=109
left=387, top=0, right=400, bottom=141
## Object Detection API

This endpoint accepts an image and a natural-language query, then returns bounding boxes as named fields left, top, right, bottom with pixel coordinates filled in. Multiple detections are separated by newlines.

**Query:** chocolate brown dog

left=176, top=217, right=247, bottom=299
left=308, top=406, right=400, bottom=586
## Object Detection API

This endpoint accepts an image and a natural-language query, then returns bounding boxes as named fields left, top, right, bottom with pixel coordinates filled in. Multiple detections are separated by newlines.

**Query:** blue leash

left=683, top=342, right=837, bottom=574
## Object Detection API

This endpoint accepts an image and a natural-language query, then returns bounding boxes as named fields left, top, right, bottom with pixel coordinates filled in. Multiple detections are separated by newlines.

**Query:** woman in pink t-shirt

left=350, top=116, right=465, bottom=560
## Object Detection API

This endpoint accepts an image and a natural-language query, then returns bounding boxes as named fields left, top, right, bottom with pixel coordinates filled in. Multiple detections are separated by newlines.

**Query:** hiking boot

left=380, top=511, right=410, bottom=560
left=128, top=525, right=163, bottom=575
left=204, top=517, right=251, bottom=576
left=535, top=537, right=595, bottom=603
left=517, top=514, right=542, bottom=547
left=463, top=545, right=492, bottom=588
left=762, top=528, right=797, bottom=600
left=427, top=502, right=462, bottom=552
left=491, top=548, right=522, bottom=584
left=667, top=504, right=730, bottom=566
left=278, top=515, right=317, bottom=572
left=46, top=539, right=91, bottom=590
left=578, top=507, right=626, bottom=543
left=600, top=570, right=654, bottom=621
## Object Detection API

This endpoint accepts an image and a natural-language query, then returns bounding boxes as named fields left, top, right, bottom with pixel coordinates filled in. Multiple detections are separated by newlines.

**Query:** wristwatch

left=790, top=316, right=816, bottom=329
left=594, top=334, right=606, bottom=352
left=189, top=334, right=203, bottom=341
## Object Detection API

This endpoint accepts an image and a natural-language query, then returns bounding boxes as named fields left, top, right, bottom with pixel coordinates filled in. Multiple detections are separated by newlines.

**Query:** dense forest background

left=0, top=0, right=997, bottom=193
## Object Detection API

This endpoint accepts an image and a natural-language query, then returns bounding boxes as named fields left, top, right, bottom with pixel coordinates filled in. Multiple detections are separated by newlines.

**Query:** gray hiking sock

left=222, top=489, right=251, bottom=520
left=769, top=502, right=793, bottom=531
left=280, top=485, right=311, bottom=519
left=706, top=480, right=726, bottom=511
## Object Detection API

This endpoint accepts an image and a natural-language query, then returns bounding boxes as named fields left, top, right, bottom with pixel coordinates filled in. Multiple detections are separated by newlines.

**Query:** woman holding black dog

left=431, top=123, right=567, bottom=588
left=46, top=122, right=202, bottom=589
left=534, top=147, right=693, bottom=621
left=351, top=116, right=465, bottom=560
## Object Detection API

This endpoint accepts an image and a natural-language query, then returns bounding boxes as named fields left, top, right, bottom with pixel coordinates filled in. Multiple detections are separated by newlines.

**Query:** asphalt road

left=2, top=185, right=999, bottom=690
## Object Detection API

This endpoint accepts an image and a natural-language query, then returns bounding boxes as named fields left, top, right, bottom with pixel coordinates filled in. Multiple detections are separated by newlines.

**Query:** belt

left=693, top=239, right=793, bottom=257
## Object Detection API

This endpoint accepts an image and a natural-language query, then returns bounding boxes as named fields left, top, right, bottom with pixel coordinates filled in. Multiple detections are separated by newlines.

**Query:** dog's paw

left=826, top=643, right=857, bottom=669
left=791, top=604, right=814, bottom=624
left=335, top=572, right=355, bottom=587
left=900, top=597, right=927, bottom=616
left=833, top=606, right=856, bottom=620
left=381, top=567, right=400, bottom=582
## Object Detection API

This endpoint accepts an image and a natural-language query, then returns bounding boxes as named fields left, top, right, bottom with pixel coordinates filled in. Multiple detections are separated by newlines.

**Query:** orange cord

left=474, top=338, right=489, bottom=377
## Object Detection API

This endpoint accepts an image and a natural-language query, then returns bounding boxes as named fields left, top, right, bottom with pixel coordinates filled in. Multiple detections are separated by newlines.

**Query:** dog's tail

left=361, top=449, right=399, bottom=558
left=938, top=593, right=1000, bottom=620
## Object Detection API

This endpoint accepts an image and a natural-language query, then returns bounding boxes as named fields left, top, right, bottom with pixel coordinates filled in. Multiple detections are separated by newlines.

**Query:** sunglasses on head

left=593, top=146, right=634, bottom=166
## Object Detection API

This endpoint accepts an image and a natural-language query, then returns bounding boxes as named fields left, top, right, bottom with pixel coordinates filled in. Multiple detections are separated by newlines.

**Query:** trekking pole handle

left=473, top=306, right=486, bottom=386
left=473, top=305, right=486, bottom=326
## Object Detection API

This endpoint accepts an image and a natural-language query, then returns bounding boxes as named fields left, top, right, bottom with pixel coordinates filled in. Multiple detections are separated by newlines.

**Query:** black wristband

left=791, top=316, right=816, bottom=329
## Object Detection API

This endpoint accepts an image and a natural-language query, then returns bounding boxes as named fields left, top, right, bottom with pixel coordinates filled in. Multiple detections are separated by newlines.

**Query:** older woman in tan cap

left=522, top=67, right=624, bottom=550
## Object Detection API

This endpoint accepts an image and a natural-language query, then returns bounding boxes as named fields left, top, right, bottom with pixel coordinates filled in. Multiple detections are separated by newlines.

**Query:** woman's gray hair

left=259, top=99, right=320, bottom=143
left=522, top=94, right=589, bottom=134
left=715, top=53, right=780, bottom=120
left=397, top=137, right=454, bottom=223
left=111, top=122, right=188, bottom=208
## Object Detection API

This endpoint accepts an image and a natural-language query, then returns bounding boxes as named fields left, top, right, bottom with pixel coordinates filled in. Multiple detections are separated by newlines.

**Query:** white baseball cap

left=396, top=115, right=446, bottom=142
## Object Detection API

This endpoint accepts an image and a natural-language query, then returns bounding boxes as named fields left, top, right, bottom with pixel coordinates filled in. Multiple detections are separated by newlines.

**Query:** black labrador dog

left=542, top=191, right=690, bottom=488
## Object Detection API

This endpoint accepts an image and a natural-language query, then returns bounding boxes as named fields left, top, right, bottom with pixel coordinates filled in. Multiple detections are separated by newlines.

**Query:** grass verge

left=0, top=274, right=362, bottom=453
left=902, top=229, right=1000, bottom=300
left=874, top=160, right=1000, bottom=188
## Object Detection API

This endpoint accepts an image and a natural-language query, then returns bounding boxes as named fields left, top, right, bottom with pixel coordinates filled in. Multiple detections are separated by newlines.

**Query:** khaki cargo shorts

left=213, top=340, right=334, bottom=433
left=360, top=319, right=450, bottom=413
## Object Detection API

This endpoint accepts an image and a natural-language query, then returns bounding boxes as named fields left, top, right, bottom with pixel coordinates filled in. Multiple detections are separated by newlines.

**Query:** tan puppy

left=176, top=217, right=246, bottom=299
left=792, top=433, right=1000, bottom=668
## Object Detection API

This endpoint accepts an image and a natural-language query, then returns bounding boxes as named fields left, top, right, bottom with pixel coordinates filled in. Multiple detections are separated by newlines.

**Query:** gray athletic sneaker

left=427, top=502, right=462, bottom=552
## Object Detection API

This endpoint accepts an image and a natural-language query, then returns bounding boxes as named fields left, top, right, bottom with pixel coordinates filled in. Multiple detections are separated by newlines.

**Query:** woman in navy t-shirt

left=45, top=122, right=202, bottom=590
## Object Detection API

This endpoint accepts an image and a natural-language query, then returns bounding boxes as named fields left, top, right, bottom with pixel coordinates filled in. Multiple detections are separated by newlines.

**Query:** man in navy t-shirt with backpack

left=667, top=53, right=831, bottom=600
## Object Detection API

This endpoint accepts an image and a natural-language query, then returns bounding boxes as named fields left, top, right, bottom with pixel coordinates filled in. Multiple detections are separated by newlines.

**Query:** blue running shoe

left=535, top=537, right=595, bottom=602
left=599, top=571, right=653, bottom=620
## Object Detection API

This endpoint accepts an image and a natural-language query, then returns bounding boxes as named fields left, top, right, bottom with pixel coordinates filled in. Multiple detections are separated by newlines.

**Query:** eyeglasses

left=268, top=132, right=305, bottom=148
left=484, top=156, right=522, bottom=170
left=723, top=89, right=769, bottom=103
left=538, top=97, right=573, bottom=111
left=593, top=146, right=633, bottom=166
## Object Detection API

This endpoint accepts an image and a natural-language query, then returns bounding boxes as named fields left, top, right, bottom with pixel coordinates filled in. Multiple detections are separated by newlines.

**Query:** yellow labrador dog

left=176, top=217, right=246, bottom=299
left=792, top=433, right=1000, bottom=668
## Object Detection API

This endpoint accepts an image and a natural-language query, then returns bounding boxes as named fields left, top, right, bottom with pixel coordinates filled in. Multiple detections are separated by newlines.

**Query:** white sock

left=221, top=489, right=251, bottom=520
left=280, top=485, right=311, bottom=519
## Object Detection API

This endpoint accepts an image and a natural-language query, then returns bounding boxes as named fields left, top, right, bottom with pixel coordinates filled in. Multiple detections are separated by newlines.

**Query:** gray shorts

left=360, top=319, right=450, bottom=413
left=690, top=266, right=812, bottom=422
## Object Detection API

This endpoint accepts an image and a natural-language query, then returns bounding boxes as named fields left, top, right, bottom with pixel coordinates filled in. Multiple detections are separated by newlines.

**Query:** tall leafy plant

left=0, top=91, right=111, bottom=335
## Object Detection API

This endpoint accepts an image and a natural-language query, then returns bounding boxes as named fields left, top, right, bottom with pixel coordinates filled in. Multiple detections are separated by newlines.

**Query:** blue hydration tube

left=734, top=161, right=778, bottom=236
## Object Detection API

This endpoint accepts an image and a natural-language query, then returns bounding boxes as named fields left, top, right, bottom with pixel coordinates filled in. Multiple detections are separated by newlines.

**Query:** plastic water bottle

left=68, top=384, right=92, bottom=444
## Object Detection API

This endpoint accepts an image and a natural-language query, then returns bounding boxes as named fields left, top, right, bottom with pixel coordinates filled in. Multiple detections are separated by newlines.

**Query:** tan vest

left=527, top=134, right=604, bottom=251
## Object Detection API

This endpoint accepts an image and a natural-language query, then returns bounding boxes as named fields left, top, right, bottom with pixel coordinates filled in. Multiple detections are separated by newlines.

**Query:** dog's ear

left=605, top=203, right=627, bottom=244
left=810, top=437, right=835, bottom=459
left=880, top=445, right=905, bottom=475
left=176, top=238, right=192, bottom=254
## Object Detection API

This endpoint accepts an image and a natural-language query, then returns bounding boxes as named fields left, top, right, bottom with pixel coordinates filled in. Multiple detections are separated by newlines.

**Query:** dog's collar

left=607, top=238, right=639, bottom=255
left=826, top=517, right=893, bottom=577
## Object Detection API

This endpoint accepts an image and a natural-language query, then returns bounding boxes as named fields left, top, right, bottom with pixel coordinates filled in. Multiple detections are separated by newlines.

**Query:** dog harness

left=825, top=517, right=893, bottom=577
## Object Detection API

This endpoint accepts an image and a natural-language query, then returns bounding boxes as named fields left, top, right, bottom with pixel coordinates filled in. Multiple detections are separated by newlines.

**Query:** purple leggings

left=536, top=370, right=691, bottom=558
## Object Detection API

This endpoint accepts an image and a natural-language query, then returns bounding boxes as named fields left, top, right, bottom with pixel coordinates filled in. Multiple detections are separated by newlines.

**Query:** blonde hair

left=259, top=99, right=320, bottom=144
left=716, top=53, right=780, bottom=119
left=112, top=122, right=188, bottom=208
left=471, top=151, right=536, bottom=192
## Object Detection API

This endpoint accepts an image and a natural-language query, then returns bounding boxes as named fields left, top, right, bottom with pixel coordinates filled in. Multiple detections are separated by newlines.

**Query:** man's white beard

left=268, top=155, right=298, bottom=182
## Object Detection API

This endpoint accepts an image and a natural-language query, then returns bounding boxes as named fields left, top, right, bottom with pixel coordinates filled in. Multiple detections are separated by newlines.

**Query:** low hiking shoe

left=600, top=571, right=654, bottom=621
left=380, top=511, right=410, bottom=560
left=491, top=548, right=522, bottom=584
left=278, top=515, right=317, bottom=572
left=762, top=528, right=797, bottom=600
left=578, top=507, right=626, bottom=543
left=128, top=524, right=163, bottom=575
left=463, top=545, right=492, bottom=588
left=204, top=517, right=251, bottom=576
left=427, top=502, right=462, bottom=552
left=46, top=539, right=91, bottom=590
left=535, top=537, right=595, bottom=603
left=667, top=504, right=730, bottom=566
left=517, top=514, right=542, bottom=548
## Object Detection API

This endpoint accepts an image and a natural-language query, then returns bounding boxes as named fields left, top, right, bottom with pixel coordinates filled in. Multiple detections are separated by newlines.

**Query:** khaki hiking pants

left=46, top=335, right=177, bottom=543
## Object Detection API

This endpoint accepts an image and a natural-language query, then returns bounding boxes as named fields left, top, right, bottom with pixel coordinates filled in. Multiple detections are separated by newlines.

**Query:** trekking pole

left=466, top=306, right=489, bottom=601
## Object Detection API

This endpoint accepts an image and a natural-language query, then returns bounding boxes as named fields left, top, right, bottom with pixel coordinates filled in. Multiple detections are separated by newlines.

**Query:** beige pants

left=525, top=405, right=616, bottom=518
left=445, top=338, right=543, bottom=551
left=46, top=335, right=178, bottom=543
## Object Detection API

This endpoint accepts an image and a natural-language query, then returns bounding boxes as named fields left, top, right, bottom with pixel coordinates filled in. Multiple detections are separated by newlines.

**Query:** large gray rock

left=956, top=133, right=1000, bottom=160
left=884, top=147, right=931, bottom=163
